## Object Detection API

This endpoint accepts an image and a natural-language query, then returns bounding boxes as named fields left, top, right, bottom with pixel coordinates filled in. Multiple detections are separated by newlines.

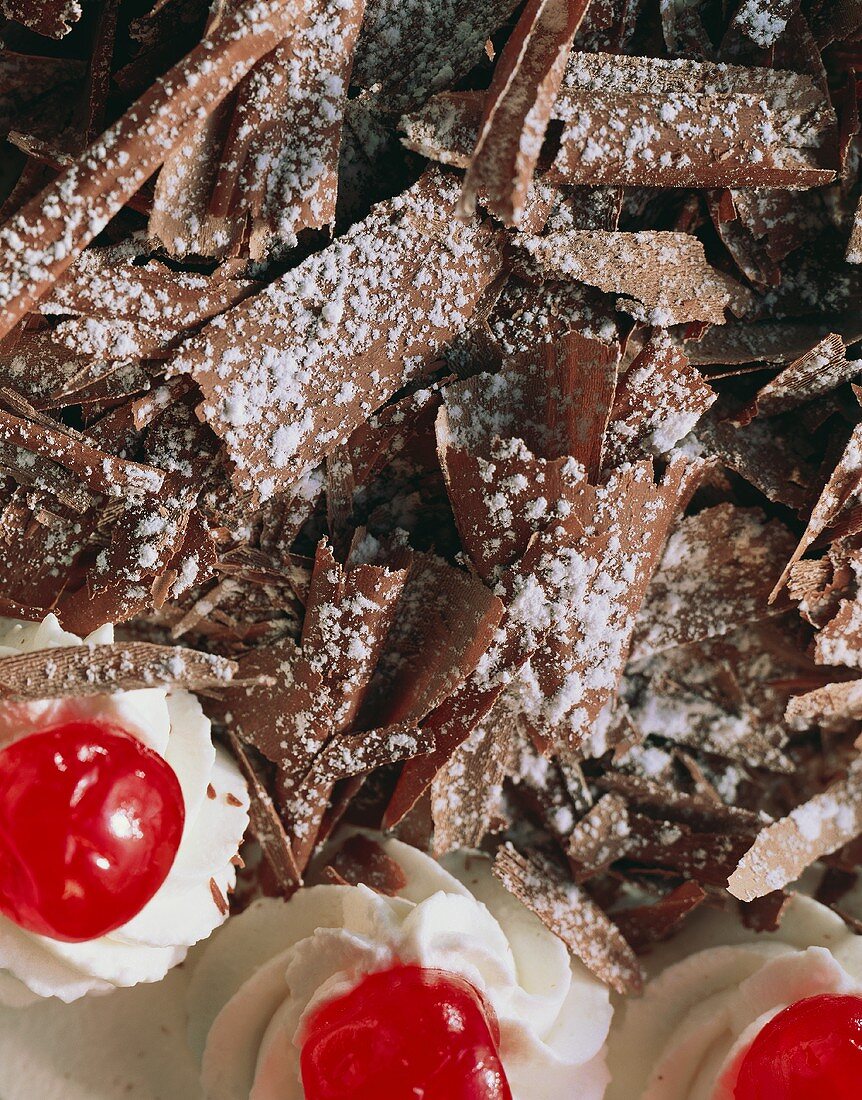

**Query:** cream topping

left=0, top=615, right=249, bottom=1004
left=606, top=893, right=862, bottom=1099
left=187, top=835, right=612, bottom=1100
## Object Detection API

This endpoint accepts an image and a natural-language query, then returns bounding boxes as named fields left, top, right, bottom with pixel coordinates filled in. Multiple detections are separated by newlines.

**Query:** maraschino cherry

left=734, top=993, right=862, bottom=1100
left=0, top=720, right=184, bottom=942
left=301, top=964, right=512, bottom=1100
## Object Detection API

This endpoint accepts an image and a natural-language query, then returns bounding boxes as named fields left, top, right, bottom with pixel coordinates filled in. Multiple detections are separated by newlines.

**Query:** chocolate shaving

left=458, top=0, right=590, bottom=226
left=228, top=733, right=300, bottom=894
left=733, top=334, right=858, bottom=423
left=605, top=331, right=715, bottom=466
left=772, top=420, right=862, bottom=597
left=740, top=891, right=791, bottom=932
left=549, top=51, right=837, bottom=190
left=612, top=882, right=706, bottom=952
left=516, top=230, right=753, bottom=325
left=632, top=504, right=797, bottom=660
left=327, top=833, right=407, bottom=896
left=1, top=0, right=82, bottom=38
left=0, top=640, right=237, bottom=700
left=0, top=0, right=297, bottom=339
left=211, top=0, right=364, bottom=256
left=729, top=762, right=862, bottom=901
left=167, top=171, right=505, bottom=496
left=492, top=843, right=643, bottom=995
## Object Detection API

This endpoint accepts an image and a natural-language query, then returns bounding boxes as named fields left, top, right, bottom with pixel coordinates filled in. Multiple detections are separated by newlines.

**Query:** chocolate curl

left=353, top=0, right=519, bottom=115
left=429, top=706, right=519, bottom=854
left=0, top=404, right=167, bottom=497
left=458, top=0, right=591, bottom=226
left=771, top=420, right=862, bottom=599
left=631, top=504, right=797, bottom=660
left=848, top=195, right=862, bottom=264
left=548, top=52, right=836, bottom=190
left=0, top=641, right=237, bottom=700
left=361, top=552, right=504, bottom=729
left=436, top=329, right=621, bottom=580
left=326, top=834, right=406, bottom=896
left=625, top=623, right=809, bottom=770
left=1, top=0, right=82, bottom=38
left=492, top=843, right=643, bottom=995
left=732, top=334, right=855, bottom=423
left=516, top=230, right=754, bottom=325
left=384, top=520, right=599, bottom=828
left=522, top=456, right=698, bottom=758
left=41, top=248, right=252, bottom=341
left=728, top=762, right=862, bottom=902
left=0, top=0, right=297, bottom=340
left=211, top=0, right=365, bottom=256
left=400, top=91, right=483, bottom=168
left=785, top=679, right=862, bottom=734
left=605, top=332, right=715, bottom=465
left=613, top=883, right=707, bottom=952
left=147, top=0, right=248, bottom=259
left=227, top=733, right=301, bottom=894
left=166, top=171, right=505, bottom=498
left=697, top=414, right=818, bottom=513
left=225, top=542, right=410, bottom=872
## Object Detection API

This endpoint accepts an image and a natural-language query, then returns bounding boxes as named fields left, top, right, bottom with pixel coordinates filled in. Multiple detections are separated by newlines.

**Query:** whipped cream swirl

left=0, top=615, right=249, bottom=1005
left=188, top=835, right=612, bottom=1099
left=606, top=893, right=862, bottom=1099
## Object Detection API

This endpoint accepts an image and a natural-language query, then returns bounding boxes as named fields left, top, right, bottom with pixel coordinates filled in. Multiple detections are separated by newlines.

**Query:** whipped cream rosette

left=0, top=615, right=249, bottom=1004
left=188, top=834, right=612, bottom=1100
left=606, top=891, right=862, bottom=1100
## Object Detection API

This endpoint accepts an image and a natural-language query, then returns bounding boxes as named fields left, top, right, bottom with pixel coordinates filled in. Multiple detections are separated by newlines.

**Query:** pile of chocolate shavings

left=2, top=0, right=862, bottom=978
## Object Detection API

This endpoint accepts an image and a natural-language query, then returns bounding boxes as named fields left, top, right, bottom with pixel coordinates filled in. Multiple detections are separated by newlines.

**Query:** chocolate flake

left=492, top=843, right=643, bottom=994
left=167, top=171, right=505, bottom=497
left=0, top=641, right=237, bottom=700
left=728, top=762, right=862, bottom=901
left=458, top=0, right=591, bottom=226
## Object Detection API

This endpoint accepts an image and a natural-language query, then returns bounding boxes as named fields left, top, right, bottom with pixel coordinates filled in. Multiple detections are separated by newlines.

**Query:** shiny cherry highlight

left=0, top=720, right=184, bottom=942
left=734, top=993, right=862, bottom=1100
left=300, top=964, right=512, bottom=1100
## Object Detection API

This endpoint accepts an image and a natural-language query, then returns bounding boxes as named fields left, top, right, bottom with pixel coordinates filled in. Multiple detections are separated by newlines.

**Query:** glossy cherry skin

left=0, top=720, right=185, bottom=942
left=734, top=993, right=862, bottom=1100
left=300, top=964, right=513, bottom=1100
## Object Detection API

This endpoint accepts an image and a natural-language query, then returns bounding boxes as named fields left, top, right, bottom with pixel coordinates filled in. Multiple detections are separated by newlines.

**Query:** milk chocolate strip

left=516, top=230, right=753, bottom=325
left=631, top=504, right=797, bottom=660
left=732, top=334, right=855, bottom=423
left=605, top=332, right=715, bottom=466
left=549, top=51, right=836, bottom=189
left=728, top=762, right=862, bottom=901
left=0, top=0, right=297, bottom=339
left=0, top=641, right=237, bottom=699
left=228, top=733, right=301, bottom=893
left=771, top=420, right=862, bottom=598
left=0, top=406, right=167, bottom=496
left=612, top=883, right=707, bottom=951
left=458, top=0, right=591, bottom=226
left=211, top=0, right=365, bottom=256
left=492, top=843, right=643, bottom=995
left=2, top=0, right=83, bottom=38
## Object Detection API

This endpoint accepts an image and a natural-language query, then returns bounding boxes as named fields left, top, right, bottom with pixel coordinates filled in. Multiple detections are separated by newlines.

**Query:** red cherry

left=0, top=720, right=184, bottom=942
left=734, top=993, right=862, bottom=1100
left=300, top=964, right=513, bottom=1100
